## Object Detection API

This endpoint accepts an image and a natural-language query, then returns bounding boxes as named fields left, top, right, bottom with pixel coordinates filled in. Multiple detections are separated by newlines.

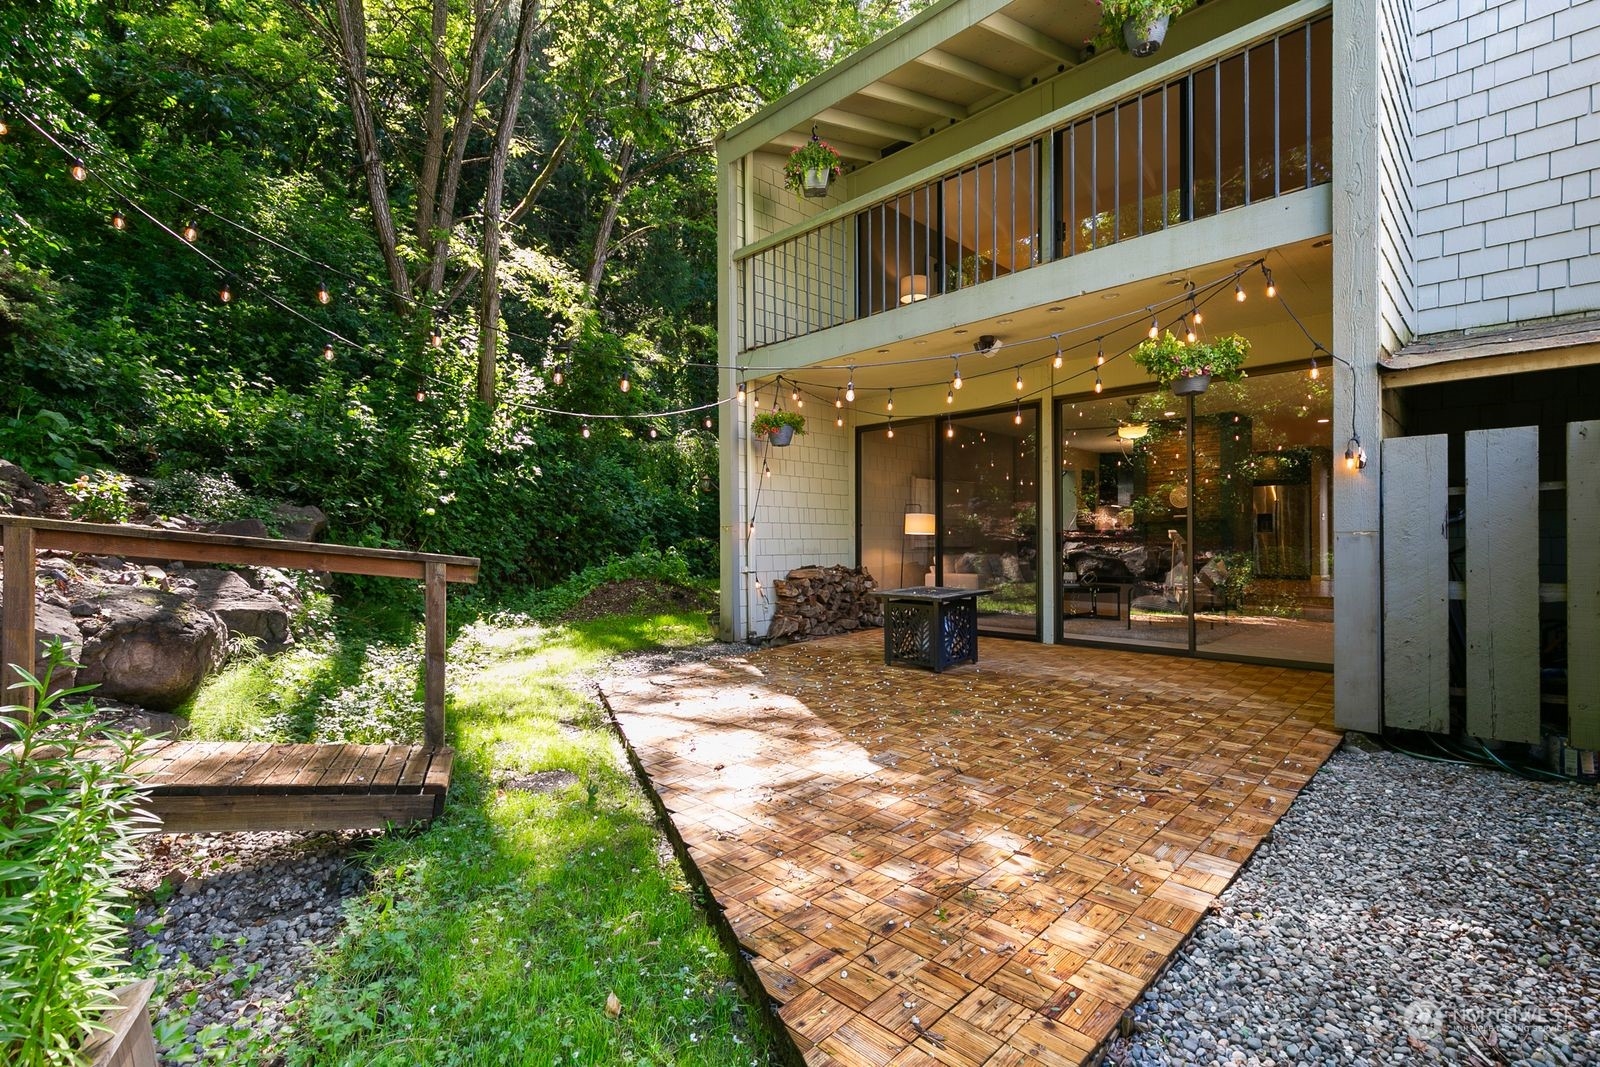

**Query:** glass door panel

left=939, top=407, right=1040, bottom=637
left=859, top=421, right=936, bottom=590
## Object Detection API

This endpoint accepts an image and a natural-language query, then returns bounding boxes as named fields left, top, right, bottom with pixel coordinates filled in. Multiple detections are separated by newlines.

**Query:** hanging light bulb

left=110, top=208, right=126, bottom=230
left=317, top=281, right=331, bottom=305
left=1015, top=367, right=1023, bottom=391
left=703, top=415, right=713, bottom=429
left=796, top=394, right=804, bottom=409
left=582, top=423, right=591, bottom=439
left=322, top=343, right=335, bottom=361
left=834, top=388, right=843, bottom=409
left=736, top=380, right=747, bottom=404
left=1235, top=281, right=1246, bottom=302
left=748, top=519, right=756, bottom=535
left=836, top=413, right=844, bottom=428
left=763, top=462, right=770, bottom=478
left=1185, top=317, right=1197, bottom=344
left=1263, top=266, right=1277, bottom=298
left=619, top=370, right=630, bottom=393
left=886, top=419, right=895, bottom=439
left=429, top=328, right=442, bottom=348
left=952, top=359, right=962, bottom=390
left=845, top=367, right=855, bottom=403
left=219, top=280, right=233, bottom=304
left=1094, top=371, right=1103, bottom=394
left=1192, top=305, right=1202, bottom=326
left=791, top=383, right=800, bottom=402
left=648, top=426, right=659, bottom=440
left=1096, top=339, right=1105, bottom=367
left=1053, top=336, right=1063, bottom=370
left=1014, top=402, right=1023, bottom=426
left=887, top=389, right=894, bottom=412
left=415, top=387, right=427, bottom=402
left=1149, top=315, right=1160, bottom=339
left=946, top=417, right=954, bottom=439
left=71, top=158, right=87, bottom=181
left=552, top=364, right=564, bottom=386
left=1310, top=354, right=1320, bottom=380
left=946, top=386, right=954, bottom=405
left=0, top=119, right=8, bottom=136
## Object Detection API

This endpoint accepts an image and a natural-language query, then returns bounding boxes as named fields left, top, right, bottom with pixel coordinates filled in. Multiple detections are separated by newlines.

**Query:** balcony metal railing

left=737, top=14, right=1332, bottom=352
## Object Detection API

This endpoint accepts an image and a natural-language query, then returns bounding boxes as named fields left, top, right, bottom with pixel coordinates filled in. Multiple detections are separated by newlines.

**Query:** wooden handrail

left=1, top=516, right=480, bottom=747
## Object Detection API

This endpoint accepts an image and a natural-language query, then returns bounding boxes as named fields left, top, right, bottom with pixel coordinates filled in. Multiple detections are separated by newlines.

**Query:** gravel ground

left=1107, top=740, right=1600, bottom=1067
left=126, top=829, right=377, bottom=1046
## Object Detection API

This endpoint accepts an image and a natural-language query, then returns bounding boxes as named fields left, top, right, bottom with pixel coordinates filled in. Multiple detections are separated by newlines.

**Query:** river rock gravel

left=126, top=830, right=375, bottom=1047
left=1107, top=741, right=1599, bottom=1067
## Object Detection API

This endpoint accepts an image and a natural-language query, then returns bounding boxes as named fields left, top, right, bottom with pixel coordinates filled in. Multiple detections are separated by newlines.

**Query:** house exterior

left=714, top=0, right=1600, bottom=744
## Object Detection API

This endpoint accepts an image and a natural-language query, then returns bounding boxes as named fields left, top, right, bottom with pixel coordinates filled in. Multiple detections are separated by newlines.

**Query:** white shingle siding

left=741, top=414, right=855, bottom=636
left=1409, top=0, right=1600, bottom=334
left=1379, top=0, right=1420, bottom=352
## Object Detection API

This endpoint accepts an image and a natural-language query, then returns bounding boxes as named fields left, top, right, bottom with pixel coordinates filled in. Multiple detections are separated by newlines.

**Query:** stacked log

left=765, top=565, right=881, bottom=643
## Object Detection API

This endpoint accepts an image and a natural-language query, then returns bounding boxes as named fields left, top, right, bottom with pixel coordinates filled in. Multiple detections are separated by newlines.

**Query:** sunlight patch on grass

left=257, top=609, right=777, bottom=1067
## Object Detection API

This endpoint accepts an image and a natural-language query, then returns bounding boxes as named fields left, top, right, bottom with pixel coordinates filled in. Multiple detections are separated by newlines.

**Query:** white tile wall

left=1410, top=0, right=1600, bottom=334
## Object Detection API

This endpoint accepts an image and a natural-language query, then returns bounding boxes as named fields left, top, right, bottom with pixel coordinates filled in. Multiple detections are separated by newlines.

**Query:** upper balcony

left=721, top=0, right=1332, bottom=365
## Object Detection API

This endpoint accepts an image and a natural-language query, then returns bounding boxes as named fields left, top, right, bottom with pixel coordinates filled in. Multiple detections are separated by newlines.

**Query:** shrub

left=64, top=469, right=134, bottom=523
left=0, top=645, right=156, bottom=1067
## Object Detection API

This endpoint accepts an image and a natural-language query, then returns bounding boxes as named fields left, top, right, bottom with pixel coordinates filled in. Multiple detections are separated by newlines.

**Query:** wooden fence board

left=2, top=524, right=37, bottom=716
left=1464, top=425, right=1541, bottom=744
left=1381, top=434, right=1450, bottom=732
left=1569, top=421, right=1600, bottom=749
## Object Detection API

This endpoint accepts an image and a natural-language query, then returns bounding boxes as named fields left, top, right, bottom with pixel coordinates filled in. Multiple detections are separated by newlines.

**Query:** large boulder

left=0, top=593, right=82, bottom=695
left=273, top=504, right=328, bottom=542
left=74, top=587, right=228, bottom=711
left=0, top=459, right=48, bottom=516
left=181, top=569, right=292, bottom=651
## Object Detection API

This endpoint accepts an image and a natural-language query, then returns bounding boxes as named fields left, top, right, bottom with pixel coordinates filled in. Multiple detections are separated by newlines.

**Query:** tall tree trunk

left=426, top=0, right=496, bottom=296
left=476, top=0, right=540, bottom=408
left=334, top=0, right=411, bottom=309
left=583, top=57, right=656, bottom=301
left=414, top=0, right=449, bottom=247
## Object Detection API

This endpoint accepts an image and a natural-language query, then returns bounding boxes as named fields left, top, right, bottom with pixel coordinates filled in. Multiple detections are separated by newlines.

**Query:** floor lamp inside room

left=902, top=510, right=936, bottom=587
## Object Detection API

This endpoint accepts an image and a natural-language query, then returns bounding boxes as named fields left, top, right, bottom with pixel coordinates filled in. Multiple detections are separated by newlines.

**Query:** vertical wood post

left=2, top=523, right=38, bottom=720
left=423, top=561, right=447, bottom=749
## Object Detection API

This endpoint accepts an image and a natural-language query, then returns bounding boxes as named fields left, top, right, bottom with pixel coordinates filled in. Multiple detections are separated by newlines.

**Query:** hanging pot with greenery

left=783, top=131, right=844, bottom=199
left=1090, top=0, right=1196, bottom=58
left=751, top=409, right=806, bottom=446
left=1131, top=331, right=1250, bottom=396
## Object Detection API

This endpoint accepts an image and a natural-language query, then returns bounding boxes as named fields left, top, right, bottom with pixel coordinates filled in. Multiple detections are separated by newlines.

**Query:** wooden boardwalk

left=117, top=740, right=452, bottom=833
left=602, top=632, right=1339, bottom=1067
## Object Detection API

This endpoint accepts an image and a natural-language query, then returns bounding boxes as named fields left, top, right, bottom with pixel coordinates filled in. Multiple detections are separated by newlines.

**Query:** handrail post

left=2, top=523, right=38, bottom=721
left=423, top=561, right=447, bottom=749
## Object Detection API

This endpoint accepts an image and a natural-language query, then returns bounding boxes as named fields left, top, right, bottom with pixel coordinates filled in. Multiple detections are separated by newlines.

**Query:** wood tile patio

left=600, top=632, right=1339, bottom=1067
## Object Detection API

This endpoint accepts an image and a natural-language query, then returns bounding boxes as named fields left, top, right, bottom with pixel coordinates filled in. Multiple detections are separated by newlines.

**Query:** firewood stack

left=765, top=565, right=881, bottom=643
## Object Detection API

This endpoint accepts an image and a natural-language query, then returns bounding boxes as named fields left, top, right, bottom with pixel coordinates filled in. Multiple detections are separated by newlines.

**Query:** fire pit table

left=870, top=587, right=991, bottom=672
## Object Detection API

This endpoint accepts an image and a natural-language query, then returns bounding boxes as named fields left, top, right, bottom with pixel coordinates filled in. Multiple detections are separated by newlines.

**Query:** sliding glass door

left=858, top=405, right=1041, bottom=638
left=1056, top=368, right=1333, bottom=666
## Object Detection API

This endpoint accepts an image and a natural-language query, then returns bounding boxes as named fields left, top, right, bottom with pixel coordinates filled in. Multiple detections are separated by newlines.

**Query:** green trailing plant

left=63, top=469, right=135, bottom=524
left=781, top=136, right=843, bottom=194
left=750, top=410, right=806, bottom=438
left=1090, top=0, right=1197, bottom=53
left=0, top=644, right=157, bottom=1067
left=1131, top=331, right=1251, bottom=384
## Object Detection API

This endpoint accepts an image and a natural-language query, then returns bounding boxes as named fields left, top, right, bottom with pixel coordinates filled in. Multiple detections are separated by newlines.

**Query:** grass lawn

left=174, top=602, right=778, bottom=1066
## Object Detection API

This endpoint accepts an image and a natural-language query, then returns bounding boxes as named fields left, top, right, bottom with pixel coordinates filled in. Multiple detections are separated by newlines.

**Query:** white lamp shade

left=898, top=274, right=930, bottom=304
left=903, top=512, right=936, bottom=535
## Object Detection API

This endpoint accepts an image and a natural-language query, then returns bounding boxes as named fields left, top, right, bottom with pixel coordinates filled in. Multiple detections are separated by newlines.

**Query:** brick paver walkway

left=601, top=632, right=1339, bottom=1066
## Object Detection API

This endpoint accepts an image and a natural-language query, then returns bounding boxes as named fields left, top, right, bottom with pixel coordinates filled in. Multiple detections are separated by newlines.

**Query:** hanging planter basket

left=801, top=167, right=833, bottom=199
left=769, top=424, right=796, bottom=446
left=1122, top=13, right=1170, bottom=57
left=783, top=129, right=844, bottom=201
left=1171, top=372, right=1211, bottom=396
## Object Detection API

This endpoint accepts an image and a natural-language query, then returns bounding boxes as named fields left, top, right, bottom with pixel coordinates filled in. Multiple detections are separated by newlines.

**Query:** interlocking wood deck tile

left=601, top=632, right=1339, bottom=1067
